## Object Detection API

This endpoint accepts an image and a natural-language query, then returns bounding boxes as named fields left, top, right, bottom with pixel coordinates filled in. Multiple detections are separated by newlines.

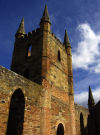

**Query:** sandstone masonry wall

left=0, top=66, right=42, bottom=135
left=75, top=104, right=89, bottom=135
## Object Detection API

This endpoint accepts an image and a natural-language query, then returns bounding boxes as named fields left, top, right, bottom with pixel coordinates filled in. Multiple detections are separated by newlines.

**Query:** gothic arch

left=27, top=44, right=32, bottom=57
left=57, top=123, right=64, bottom=135
left=6, top=88, right=25, bottom=135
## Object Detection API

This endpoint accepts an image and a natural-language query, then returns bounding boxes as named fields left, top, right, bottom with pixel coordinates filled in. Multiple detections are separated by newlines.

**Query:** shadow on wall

left=6, top=89, right=25, bottom=135
left=80, top=112, right=87, bottom=135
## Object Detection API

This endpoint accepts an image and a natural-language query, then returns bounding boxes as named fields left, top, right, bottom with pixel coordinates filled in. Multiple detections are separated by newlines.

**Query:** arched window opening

left=6, top=89, right=25, bottom=135
left=58, top=50, right=61, bottom=62
left=27, top=44, right=32, bottom=57
left=57, top=123, right=64, bottom=135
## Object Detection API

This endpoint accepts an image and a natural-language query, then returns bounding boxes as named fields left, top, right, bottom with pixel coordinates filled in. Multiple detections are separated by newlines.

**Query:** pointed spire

left=64, top=29, right=70, bottom=45
left=16, top=17, right=25, bottom=35
left=88, top=86, right=95, bottom=113
left=40, top=4, right=51, bottom=23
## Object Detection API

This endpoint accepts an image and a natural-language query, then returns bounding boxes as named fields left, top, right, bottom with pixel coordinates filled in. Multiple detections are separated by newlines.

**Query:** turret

left=64, top=30, right=73, bottom=94
left=39, top=5, right=51, bottom=32
left=88, top=86, right=95, bottom=113
left=63, top=30, right=76, bottom=135
left=64, top=30, right=71, bottom=48
left=15, top=17, right=25, bottom=38
left=11, top=17, right=25, bottom=72
left=64, top=29, right=71, bottom=53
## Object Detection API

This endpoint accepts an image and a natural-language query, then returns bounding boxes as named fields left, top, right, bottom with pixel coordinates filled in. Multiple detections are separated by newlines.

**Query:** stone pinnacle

left=16, top=17, right=25, bottom=35
left=41, top=4, right=50, bottom=23
left=64, top=29, right=70, bottom=44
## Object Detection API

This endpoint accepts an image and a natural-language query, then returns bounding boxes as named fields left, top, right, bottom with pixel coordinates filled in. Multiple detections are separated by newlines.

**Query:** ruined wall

left=75, top=104, right=89, bottom=135
left=0, top=66, right=42, bottom=135
left=11, top=28, right=43, bottom=83
left=3, top=17, right=76, bottom=135
left=10, top=27, right=75, bottom=135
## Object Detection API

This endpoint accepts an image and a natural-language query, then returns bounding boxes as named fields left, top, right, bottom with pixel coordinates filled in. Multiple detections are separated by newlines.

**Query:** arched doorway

left=6, top=89, right=25, bottom=135
left=57, top=123, right=64, bottom=135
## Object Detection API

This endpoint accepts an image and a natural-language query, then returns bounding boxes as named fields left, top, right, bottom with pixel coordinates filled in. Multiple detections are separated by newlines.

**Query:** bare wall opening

left=58, top=50, right=61, bottom=62
left=6, top=88, right=25, bottom=135
left=57, top=123, right=64, bottom=135
left=27, top=44, right=32, bottom=57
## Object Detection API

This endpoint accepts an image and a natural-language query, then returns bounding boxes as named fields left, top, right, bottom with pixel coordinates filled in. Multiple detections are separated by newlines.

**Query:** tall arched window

left=6, top=89, right=25, bottom=135
left=27, top=44, right=32, bottom=57
left=58, top=50, right=61, bottom=62
left=57, top=123, right=64, bottom=135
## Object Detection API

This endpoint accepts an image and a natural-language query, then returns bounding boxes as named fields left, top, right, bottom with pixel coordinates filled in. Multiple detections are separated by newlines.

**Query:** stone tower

left=11, top=5, right=51, bottom=84
left=10, top=5, right=76, bottom=135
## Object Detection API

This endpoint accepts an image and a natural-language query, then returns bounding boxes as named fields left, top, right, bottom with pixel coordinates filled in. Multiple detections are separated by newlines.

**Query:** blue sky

left=0, top=0, right=100, bottom=107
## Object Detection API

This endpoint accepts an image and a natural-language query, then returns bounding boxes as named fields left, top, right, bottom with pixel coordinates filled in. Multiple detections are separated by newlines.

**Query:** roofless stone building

left=0, top=5, right=100, bottom=135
